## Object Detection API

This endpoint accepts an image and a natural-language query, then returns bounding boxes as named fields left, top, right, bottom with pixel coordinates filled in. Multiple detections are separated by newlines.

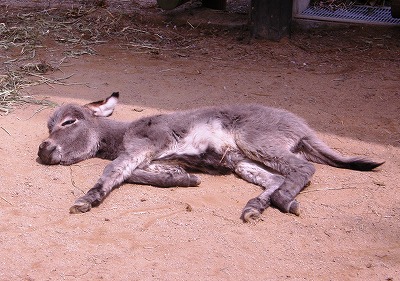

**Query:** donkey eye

left=61, top=119, right=77, bottom=127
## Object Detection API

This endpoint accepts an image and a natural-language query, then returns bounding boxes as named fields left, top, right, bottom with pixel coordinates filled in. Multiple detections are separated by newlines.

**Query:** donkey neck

left=96, top=119, right=130, bottom=160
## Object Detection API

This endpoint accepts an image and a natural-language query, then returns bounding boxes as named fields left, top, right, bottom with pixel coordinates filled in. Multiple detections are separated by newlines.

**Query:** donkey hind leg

left=236, top=137, right=315, bottom=216
left=234, top=160, right=285, bottom=222
left=265, top=154, right=315, bottom=216
left=126, top=163, right=201, bottom=188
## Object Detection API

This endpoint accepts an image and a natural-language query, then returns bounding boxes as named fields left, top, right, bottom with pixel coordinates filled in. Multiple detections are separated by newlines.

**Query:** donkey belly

left=156, top=147, right=236, bottom=175
left=156, top=121, right=240, bottom=174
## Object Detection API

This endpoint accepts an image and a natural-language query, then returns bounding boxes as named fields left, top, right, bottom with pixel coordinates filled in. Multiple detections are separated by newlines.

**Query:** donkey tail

left=294, top=136, right=384, bottom=171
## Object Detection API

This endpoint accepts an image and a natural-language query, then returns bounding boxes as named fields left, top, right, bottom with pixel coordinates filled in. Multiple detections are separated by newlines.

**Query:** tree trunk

left=250, top=0, right=293, bottom=41
left=202, top=0, right=226, bottom=10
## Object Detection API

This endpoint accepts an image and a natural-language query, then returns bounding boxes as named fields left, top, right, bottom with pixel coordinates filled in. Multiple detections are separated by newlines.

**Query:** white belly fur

left=160, top=121, right=237, bottom=157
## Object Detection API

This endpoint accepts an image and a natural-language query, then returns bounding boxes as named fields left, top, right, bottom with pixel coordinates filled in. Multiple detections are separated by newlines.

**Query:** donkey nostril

left=39, top=141, right=48, bottom=150
left=39, top=141, right=52, bottom=151
left=38, top=140, right=57, bottom=154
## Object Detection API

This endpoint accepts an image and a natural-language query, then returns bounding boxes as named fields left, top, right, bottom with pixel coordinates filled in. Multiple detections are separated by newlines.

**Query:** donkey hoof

left=240, top=207, right=262, bottom=222
left=69, top=199, right=92, bottom=214
left=288, top=200, right=300, bottom=216
left=240, top=197, right=269, bottom=222
left=189, top=174, right=201, bottom=186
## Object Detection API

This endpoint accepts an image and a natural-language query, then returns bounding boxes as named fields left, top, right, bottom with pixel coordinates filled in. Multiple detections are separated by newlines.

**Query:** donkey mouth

left=38, top=141, right=62, bottom=165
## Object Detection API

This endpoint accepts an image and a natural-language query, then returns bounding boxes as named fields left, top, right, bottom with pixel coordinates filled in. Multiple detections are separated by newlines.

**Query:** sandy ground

left=0, top=1, right=399, bottom=280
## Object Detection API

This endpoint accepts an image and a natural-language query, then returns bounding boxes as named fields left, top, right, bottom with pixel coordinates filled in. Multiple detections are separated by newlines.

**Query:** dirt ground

left=0, top=1, right=399, bottom=280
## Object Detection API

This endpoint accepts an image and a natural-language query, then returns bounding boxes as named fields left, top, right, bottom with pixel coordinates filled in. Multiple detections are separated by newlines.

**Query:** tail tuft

left=344, top=158, right=384, bottom=171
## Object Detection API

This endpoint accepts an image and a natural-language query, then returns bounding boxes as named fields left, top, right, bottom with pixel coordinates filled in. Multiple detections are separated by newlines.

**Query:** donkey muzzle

left=38, top=140, right=61, bottom=165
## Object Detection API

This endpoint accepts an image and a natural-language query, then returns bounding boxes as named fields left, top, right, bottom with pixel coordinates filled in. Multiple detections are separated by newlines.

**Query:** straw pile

left=0, top=3, right=196, bottom=114
left=0, top=5, right=120, bottom=114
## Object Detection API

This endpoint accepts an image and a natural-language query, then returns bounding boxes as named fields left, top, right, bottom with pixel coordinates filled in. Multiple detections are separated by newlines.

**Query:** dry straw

left=0, top=63, right=59, bottom=114
left=0, top=4, right=195, bottom=114
left=0, top=6, right=103, bottom=114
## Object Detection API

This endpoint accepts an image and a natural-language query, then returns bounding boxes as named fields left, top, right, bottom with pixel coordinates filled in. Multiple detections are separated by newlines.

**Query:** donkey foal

left=38, top=93, right=383, bottom=222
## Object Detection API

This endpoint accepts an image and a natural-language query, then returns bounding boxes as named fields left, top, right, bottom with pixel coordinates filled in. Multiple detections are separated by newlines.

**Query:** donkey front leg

left=70, top=179, right=109, bottom=213
left=126, top=163, right=201, bottom=187
left=70, top=153, right=150, bottom=214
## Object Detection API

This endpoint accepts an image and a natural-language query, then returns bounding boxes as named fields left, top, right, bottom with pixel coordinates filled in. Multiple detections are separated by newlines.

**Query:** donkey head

left=38, top=92, right=119, bottom=165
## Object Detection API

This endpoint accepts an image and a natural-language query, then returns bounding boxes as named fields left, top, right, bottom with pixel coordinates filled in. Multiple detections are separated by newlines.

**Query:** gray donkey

left=38, top=92, right=383, bottom=221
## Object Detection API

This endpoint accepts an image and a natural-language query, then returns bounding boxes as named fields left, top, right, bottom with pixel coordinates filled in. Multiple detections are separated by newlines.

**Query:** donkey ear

left=85, top=92, right=119, bottom=117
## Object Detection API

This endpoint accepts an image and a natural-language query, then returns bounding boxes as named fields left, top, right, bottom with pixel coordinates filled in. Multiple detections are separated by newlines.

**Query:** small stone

left=185, top=203, right=192, bottom=212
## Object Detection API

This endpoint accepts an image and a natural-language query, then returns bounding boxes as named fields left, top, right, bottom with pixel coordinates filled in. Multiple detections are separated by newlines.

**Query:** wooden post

left=392, top=0, right=400, bottom=18
left=202, top=0, right=226, bottom=10
left=250, top=0, right=293, bottom=41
